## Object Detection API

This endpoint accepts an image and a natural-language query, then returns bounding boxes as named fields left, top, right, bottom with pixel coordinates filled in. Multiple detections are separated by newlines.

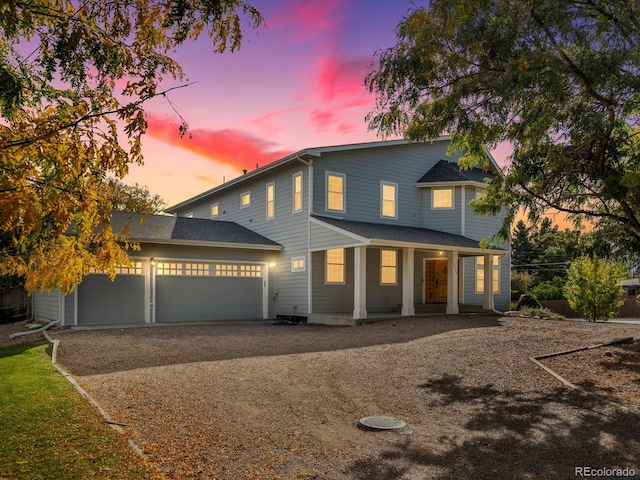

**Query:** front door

left=425, top=260, right=448, bottom=303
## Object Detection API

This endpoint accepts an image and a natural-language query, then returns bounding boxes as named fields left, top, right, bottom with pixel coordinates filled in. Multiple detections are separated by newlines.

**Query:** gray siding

left=311, top=249, right=354, bottom=313
left=464, top=186, right=506, bottom=242
left=309, top=220, right=365, bottom=251
left=422, top=186, right=462, bottom=235
left=462, top=255, right=511, bottom=312
left=64, top=294, right=75, bottom=326
left=175, top=163, right=310, bottom=317
left=32, top=290, right=60, bottom=322
left=366, top=248, right=403, bottom=312
left=312, top=141, right=461, bottom=226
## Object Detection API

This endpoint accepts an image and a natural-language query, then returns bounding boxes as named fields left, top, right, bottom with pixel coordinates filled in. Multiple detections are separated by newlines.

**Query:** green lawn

left=0, top=343, right=161, bottom=480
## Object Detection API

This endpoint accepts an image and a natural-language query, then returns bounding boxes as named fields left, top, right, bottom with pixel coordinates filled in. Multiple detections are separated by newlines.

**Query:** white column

left=143, top=259, right=151, bottom=323
left=402, top=247, right=415, bottom=316
left=353, top=246, right=367, bottom=320
left=483, top=254, right=494, bottom=311
left=446, top=251, right=459, bottom=314
left=262, top=264, right=269, bottom=319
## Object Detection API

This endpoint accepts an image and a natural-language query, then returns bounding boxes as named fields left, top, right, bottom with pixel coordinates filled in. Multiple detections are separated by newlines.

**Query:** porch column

left=446, top=251, right=459, bottom=314
left=401, top=247, right=415, bottom=316
left=483, top=253, right=494, bottom=311
left=353, top=246, right=367, bottom=320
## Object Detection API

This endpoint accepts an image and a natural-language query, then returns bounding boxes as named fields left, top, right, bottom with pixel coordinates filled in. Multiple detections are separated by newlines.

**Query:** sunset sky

left=126, top=0, right=512, bottom=208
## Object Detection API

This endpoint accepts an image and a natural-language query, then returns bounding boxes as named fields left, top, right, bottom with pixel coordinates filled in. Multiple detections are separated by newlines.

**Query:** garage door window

left=156, top=262, right=183, bottom=275
left=185, top=263, right=210, bottom=276
left=90, top=262, right=143, bottom=275
left=214, top=263, right=262, bottom=277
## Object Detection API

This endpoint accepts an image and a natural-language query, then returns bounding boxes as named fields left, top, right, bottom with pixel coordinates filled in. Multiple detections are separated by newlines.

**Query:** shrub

left=530, top=276, right=566, bottom=300
left=563, top=256, right=625, bottom=322
left=517, top=307, right=566, bottom=321
left=516, top=292, right=541, bottom=310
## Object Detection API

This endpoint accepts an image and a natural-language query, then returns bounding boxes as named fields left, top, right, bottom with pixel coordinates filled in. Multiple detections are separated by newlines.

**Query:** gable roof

left=311, top=215, right=506, bottom=254
left=109, top=211, right=282, bottom=250
left=416, top=160, right=496, bottom=186
left=167, top=136, right=504, bottom=213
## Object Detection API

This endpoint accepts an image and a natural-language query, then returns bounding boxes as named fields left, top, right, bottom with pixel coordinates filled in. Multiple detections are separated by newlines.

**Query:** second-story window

left=266, top=182, right=275, bottom=219
left=241, top=191, right=251, bottom=209
left=326, top=172, right=345, bottom=212
left=432, top=188, right=454, bottom=209
left=293, top=172, right=303, bottom=213
left=210, top=203, right=219, bottom=218
left=380, top=181, right=397, bottom=219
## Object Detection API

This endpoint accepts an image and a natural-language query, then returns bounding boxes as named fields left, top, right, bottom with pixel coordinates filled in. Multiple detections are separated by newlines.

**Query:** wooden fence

left=0, top=288, right=29, bottom=321
left=540, top=297, right=640, bottom=319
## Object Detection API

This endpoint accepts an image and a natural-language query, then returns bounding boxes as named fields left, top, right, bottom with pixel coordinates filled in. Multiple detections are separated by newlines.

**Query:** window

left=326, top=172, right=345, bottom=212
left=156, top=262, right=183, bottom=275
left=291, top=256, right=306, bottom=272
left=90, top=262, right=143, bottom=275
left=432, top=188, right=453, bottom=209
left=210, top=203, right=219, bottom=218
left=185, top=212, right=193, bottom=218
left=326, top=248, right=345, bottom=284
left=380, top=249, right=397, bottom=285
left=266, top=183, right=275, bottom=219
left=293, top=172, right=303, bottom=213
left=476, top=256, right=500, bottom=293
left=184, top=263, right=210, bottom=276
left=241, top=191, right=251, bottom=208
left=214, top=263, right=262, bottom=277
left=380, top=181, right=397, bottom=218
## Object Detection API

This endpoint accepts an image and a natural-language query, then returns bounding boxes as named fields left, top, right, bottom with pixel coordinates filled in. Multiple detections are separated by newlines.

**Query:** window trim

left=240, top=191, right=251, bottom=209
left=266, top=182, right=275, bottom=220
left=325, top=171, right=346, bottom=213
left=380, top=249, right=398, bottom=285
left=291, top=256, right=306, bottom=272
left=292, top=171, right=303, bottom=213
left=380, top=181, right=398, bottom=219
left=432, top=187, right=454, bottom=210
left=325, top=248, right=346, bottom=284
left=475, top=255, right=500, bottom=294
left=210, top=203, right=219, bottom=218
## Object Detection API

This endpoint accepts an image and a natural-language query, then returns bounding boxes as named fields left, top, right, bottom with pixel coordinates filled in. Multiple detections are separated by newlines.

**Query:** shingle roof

left=417, top=160, right=496, bottom=184
left=312, top=215, right=505, bottom=252
left=109, top=211, right=281, bottom=248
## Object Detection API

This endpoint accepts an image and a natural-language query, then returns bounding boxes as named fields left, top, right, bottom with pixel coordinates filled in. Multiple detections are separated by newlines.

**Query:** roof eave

left=124, top=238, right=283, bottom=250
left=415, top=180, right=489, bottom=188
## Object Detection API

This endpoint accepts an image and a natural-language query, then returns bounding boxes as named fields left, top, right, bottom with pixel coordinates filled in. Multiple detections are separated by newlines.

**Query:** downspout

left=296, top=154, right=314, bottom=316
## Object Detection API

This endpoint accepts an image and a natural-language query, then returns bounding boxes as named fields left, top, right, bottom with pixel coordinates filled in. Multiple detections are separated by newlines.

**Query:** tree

left=0, top=1, right=263, bottom=293
left=106, top=178, right=167, bottom=215
left=564, top=256, right=625, bottom=321
left=366, top=0, right=640, bottom=251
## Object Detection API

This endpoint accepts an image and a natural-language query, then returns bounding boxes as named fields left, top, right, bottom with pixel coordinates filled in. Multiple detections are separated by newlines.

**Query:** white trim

left=292, top=171, right=303, bottom=214
left=380, top=180, right=398, bottom=219
left=266, top=182, right=275, bottom=220
left=291, top=256, right=306, bottom=272
left=431, top=187, right=454, bottom=210
left=460, top=186, right=466, bottom=237
left=416, top=180, right=488, bottom=189
left=325, top=248, right=346, bottom=285
left=210, top=203, right=219, bottom=218
left=240, top=191, right=251, bottom=209
left=380, top=248, right=398, bottom=285
left=325, top=171, right=346, bottom=213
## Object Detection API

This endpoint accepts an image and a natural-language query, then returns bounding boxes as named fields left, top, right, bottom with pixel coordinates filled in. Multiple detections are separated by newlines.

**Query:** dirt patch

left=541, top=339, right=640, bottom=411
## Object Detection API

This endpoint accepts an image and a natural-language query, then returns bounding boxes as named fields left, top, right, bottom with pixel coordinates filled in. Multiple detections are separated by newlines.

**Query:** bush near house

left=516, top=293, right=542, bottom=310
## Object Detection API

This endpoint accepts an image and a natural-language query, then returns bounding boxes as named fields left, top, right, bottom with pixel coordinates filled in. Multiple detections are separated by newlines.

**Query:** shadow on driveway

left=50, top=315, right=499, bottom=376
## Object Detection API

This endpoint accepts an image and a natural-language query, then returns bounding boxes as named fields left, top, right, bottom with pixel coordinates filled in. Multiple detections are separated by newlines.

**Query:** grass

left=0, top=343, right=162, bottom=480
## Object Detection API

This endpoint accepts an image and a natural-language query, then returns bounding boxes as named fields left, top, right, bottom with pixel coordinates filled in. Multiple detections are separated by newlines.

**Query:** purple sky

left=125, top=0, right=510, bottom=207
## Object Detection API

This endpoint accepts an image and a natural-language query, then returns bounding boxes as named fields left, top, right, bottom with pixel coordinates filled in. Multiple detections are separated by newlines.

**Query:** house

left=33, top=138, right=510, bottom=326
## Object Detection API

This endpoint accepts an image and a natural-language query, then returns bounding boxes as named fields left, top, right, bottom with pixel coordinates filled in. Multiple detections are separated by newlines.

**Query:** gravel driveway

left=29, top=317, right=640, bottom=478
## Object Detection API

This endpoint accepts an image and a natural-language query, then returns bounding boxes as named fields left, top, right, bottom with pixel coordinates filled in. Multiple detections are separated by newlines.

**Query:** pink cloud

left=247, top=107, right=305, bottom=136
left=310, top=109, right=338, bottom=131
left=267, top=1, right=341, bottom=43
left=315, top=56, right=370, bottom=103
left=146, top=113, right=293, bottom=172
left=337, top=122, right=358, bottom=135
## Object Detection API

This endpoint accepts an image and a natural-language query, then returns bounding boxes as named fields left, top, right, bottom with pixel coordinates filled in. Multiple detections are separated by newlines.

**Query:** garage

left=154, top=261, right=264, bottom=322
left=77, top=268, right=145, bottom=325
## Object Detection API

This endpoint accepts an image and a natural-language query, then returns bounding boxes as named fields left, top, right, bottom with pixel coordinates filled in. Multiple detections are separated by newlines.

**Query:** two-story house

left=32, top=138, right=510, bottom=327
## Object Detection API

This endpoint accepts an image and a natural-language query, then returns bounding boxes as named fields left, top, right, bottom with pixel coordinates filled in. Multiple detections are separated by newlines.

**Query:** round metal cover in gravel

left=358, top=416, right=407, bottom=431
